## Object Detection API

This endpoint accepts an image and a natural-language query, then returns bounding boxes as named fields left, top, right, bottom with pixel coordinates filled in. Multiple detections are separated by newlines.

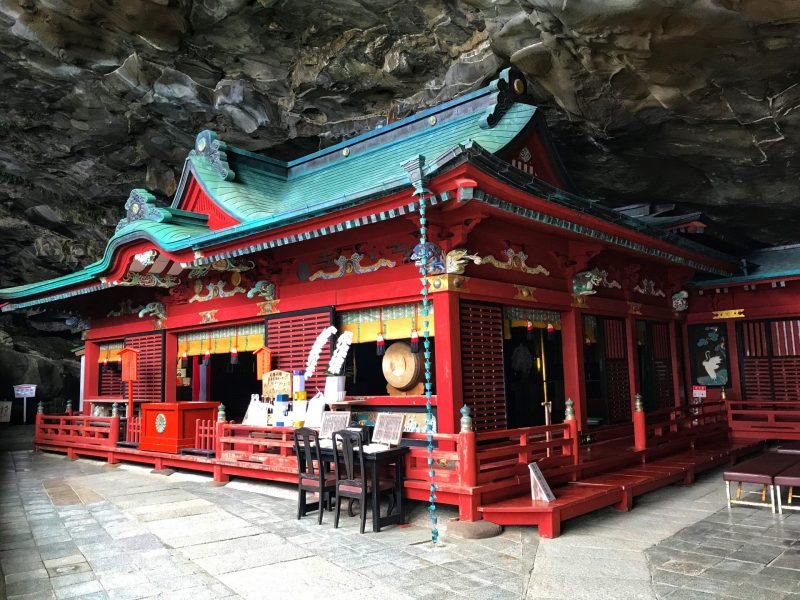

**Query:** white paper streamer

left=327, top=331, right=353, bottom=375
left=305, top=325, right=338, bottom=379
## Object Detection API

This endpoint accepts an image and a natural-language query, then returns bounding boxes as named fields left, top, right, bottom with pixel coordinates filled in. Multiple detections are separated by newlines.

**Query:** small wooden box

left=139, top=402, right=218, bottom=453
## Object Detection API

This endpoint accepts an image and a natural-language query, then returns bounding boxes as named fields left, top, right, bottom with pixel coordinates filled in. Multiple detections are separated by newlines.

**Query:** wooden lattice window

left=740, top=319, right=800, bottom=402
left=99, top=368, right=122, bottom=397
left=650, top=322, right=674, bottom=410
left=123, top=333, right=164, bottom=403
left=265, top=308, right=335, bottom=393
left=602, top=318, right=631, bottom=424
left=460, top=301, right=507, bottom=431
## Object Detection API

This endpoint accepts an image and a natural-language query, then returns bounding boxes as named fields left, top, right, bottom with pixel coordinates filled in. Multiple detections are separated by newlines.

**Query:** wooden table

left=320, top=445, right=409, bottom=532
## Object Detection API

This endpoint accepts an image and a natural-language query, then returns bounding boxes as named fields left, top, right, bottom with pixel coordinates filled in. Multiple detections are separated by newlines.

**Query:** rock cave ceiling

left=1, top=0, right=799, bottom=290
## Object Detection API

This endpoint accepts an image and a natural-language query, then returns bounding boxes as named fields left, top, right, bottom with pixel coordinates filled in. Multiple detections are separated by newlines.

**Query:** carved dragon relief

left=117, top=272, right=180, bottom=289
left=572, top=268, right=621, bottom=296
left=309, top=252, right=396, bottom=281
left=138, top=302, right=166, bottom=329
left=481, top=248, right=549, bottom=276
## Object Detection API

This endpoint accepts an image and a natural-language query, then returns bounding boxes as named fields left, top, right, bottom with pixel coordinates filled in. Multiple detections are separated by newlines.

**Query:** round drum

left=382, top=341, right=422, bottom=391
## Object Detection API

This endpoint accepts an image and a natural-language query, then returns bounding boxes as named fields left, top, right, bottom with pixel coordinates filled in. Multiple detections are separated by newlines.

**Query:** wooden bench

left=774, top=441, right=800, bottom=454
left=775, top=461, right=800, bottom=514
left=723, top=453, right=800, bottom=512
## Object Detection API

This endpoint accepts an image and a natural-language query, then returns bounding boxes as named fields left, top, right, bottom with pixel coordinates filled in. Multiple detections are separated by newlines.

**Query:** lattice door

left=651, top=322, right=674, bottom=410
left=123, top=333, right=164, bottom=403
left=266, top=308, right=335, bottom=393
left=99, top=368, right=122, bottom=397
left=602, top=318, right=631, bottom=423
left=460, top=301, right=506, bottom=431
left=741, top=319, right=800, bottom=402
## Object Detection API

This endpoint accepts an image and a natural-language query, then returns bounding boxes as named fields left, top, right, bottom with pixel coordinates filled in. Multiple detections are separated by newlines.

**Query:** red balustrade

left=35, top=414, right=120, bottom=450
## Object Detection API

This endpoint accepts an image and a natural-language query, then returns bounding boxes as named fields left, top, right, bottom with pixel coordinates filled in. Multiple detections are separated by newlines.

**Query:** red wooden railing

left=634, top=401, right=728, bottom=452
left=194, top=419, right=216, bottom=452
left=727, top=400, right=800, bottom=441
left=126, top=416, right=141, bottom=444
left=35, top=414, right=120, bottom=450
left=216, top=423, right=298, bottom=474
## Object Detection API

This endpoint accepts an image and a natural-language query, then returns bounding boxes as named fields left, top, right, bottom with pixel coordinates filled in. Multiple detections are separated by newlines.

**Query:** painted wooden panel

left=460, top=301, right=507, bottom=431
left=123, top=333, right=164, bottom=404
left=265, top=309, right=334, bottom=393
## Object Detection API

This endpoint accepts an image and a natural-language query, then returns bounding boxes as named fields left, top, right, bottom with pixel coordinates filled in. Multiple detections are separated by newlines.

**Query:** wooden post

left=633, top=393, right=647, bottom=451
left=109, top=416, right=120, bottom=447
left=433, top=292, right=463, bottom=435
left=564, top=399, right=579, bottom=460
left=668, top=320, right=684, bottom=407
left=163, top=332, right=178, bottom=404
left=561, top=310, right=587, bottom=430
left=84, top=340, right=100, bottom=415
left=724, top=320, right=742, bottom=401
left=625, top=315, right=641, bottom=416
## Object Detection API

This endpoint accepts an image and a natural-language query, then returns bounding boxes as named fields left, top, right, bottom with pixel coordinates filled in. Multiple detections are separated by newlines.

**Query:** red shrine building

left=3, top=69, right=798, bottom=536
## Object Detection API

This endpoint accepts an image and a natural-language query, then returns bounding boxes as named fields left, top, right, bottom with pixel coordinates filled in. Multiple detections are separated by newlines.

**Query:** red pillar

left=669, top=320, right=684, bottom=407
left=433, top=291, right=463, bottom=435
left=561, top=309, right=587, bottom=431
left=625, top=316, right=641, bottom=415
left=163, top=332, right=177, bottom=403
left=725, top=319, right=742, bottom=401
left=84, top=340, right=100, bottom=415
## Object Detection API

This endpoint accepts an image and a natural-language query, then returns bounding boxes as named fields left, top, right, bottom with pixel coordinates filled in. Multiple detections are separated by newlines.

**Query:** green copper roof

left=177, top=100, right=536, bottom=229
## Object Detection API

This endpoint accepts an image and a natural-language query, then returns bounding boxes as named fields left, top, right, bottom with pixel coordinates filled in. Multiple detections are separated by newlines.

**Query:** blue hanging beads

left=417, top=192, right=438, bottom=544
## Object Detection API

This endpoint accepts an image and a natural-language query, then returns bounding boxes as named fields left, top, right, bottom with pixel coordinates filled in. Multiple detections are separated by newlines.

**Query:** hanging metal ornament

left=376, top=309, right=386, bottom=356
left=230, top=327, right=239, bottom=365
left=546, top=321, right=555, bottom=341
left=203, top=334, right=211, bottom=365
left=526, top=318, right=534, bottom=341
left=410, top=305, right=420, bottom=353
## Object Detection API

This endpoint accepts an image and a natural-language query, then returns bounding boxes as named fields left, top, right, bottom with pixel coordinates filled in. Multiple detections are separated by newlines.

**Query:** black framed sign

left=688, top=323, right=730, bottom=388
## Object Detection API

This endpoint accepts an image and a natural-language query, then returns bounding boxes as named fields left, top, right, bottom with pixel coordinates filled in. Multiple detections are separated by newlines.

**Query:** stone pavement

left=1, top=425, right=798, bottom=599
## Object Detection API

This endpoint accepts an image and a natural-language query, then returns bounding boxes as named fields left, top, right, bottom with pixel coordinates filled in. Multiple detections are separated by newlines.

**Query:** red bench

left=723, top=453, right=800, bottom=512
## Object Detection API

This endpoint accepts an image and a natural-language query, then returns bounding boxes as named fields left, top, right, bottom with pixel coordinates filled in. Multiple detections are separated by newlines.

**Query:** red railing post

left=564, top=399, right=579, bottom=459
left=109, top=416, right=120, bottom=447
left=633, top=393, right=647, bottom=451
left=459, top=431, right=477, bottom=488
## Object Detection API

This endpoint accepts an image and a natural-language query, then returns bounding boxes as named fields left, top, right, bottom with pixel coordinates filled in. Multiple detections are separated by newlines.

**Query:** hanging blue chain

left=418, top=191, right=438, bottom=544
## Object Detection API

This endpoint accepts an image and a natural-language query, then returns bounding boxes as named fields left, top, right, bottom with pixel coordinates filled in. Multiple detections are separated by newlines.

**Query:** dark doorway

left=583, top=315, right=631, bottom=427
left=504, top=327, right=564, bottom=428
left=208, top=351, right=261, bottom=422
left=636, top=320, right=676, bottom=412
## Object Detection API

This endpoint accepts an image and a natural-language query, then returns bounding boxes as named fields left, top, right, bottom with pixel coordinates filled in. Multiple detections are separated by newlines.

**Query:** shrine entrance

left=503, top=308, right=565, bottom=429
left=583, top=315, right=632, bottom=427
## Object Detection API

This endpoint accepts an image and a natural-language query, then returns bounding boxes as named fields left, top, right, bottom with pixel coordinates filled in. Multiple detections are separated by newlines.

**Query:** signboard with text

left=13, top=384, right=36, bottom=398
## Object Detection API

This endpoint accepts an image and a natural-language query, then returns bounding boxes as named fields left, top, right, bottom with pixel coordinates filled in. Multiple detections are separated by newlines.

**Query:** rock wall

left=0, top=0, right=798, bottom=387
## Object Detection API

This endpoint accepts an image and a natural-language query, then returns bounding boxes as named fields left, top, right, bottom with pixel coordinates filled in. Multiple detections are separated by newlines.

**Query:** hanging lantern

left=180, top=351, right=188, bottom=370
left=102, top=357, right=108, bottom=372
left=377, top=308, right=385, bottom=356
left=410, top=329, right=420, bottom=353
left=410, top=305, right=419, bottom=353
left=546, top=321, right=555, bottom=341
left=230, top=328, right=239, bottom=365
left=526, top=319, right=534, bottom=341
left=376, top=332, right=386, bottom=356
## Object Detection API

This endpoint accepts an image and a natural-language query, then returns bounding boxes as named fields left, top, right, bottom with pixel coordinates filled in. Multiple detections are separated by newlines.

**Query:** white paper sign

left=320, top=411, right=351, bottom=439
left=528, top=462, right=556, bottom=503
left=372, top=413, right=405, bottom=446
left=13, top=384, right=36, bottom=398
left=242, top=399, right=271, bottom=427
left=0, top=401, right=11, bottom=423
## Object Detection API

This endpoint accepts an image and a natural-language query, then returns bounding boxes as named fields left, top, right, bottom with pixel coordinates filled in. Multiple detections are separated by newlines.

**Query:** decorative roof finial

left=191, top=130, right=235, bottom=181
left=480, top=67, right=530, bottom=130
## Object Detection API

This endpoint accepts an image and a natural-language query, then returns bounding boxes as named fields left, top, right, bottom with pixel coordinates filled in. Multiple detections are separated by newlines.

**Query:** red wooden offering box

left=139, top=402, right=218, bottom=453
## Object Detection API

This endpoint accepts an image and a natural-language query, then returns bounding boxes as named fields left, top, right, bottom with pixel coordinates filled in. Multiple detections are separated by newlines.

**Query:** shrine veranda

left=3, top=69, right=798, bottom=536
